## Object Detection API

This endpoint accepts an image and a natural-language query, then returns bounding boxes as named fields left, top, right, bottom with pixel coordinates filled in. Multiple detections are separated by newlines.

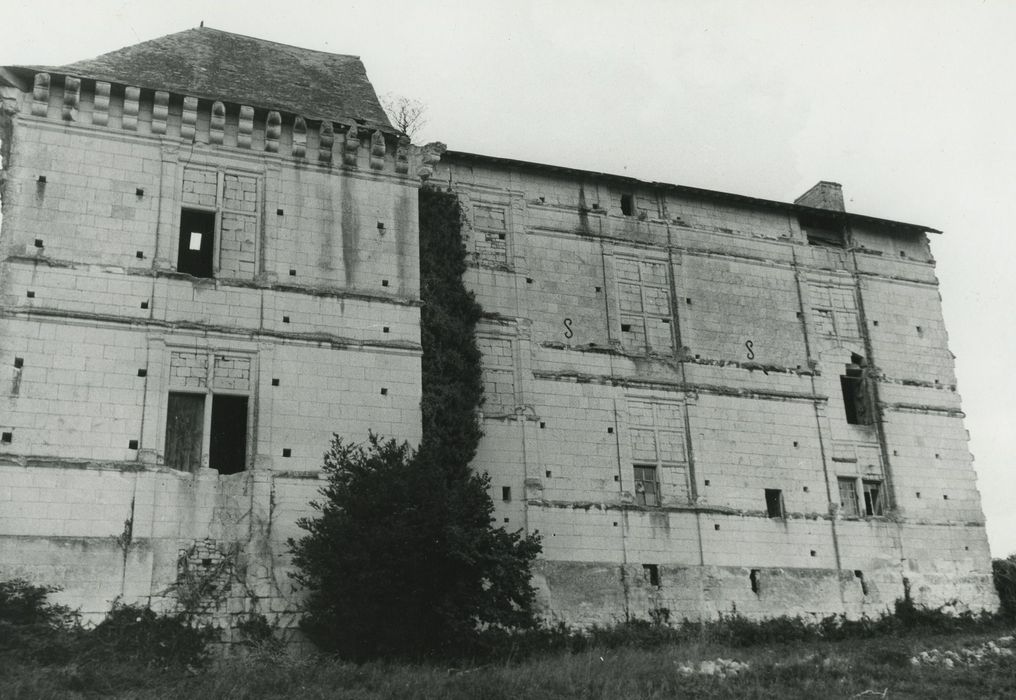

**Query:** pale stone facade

left=0, top=29, right=997, bottom=633
left=437, top=153, right=998, bottom=625
left=0, top=30, right=425, bottom=636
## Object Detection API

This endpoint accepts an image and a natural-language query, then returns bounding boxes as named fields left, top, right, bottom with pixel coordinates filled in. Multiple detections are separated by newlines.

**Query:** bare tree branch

left=380, top=93, right=428, bottom=139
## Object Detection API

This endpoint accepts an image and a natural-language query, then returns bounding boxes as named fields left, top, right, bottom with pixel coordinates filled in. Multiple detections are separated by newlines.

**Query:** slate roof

left=20, top=26, right=392, bottom=129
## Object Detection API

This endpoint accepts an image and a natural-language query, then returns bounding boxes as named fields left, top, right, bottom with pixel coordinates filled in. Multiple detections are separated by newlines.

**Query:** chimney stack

left=795, top=181, right=844, bottom=212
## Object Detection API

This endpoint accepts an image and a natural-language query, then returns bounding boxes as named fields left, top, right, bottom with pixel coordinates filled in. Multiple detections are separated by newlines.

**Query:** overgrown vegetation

left=4, top=580, right=1014, bottom=699
left=993, top=555, right=1016, bottom=618
left=289, top=188, right=541, bottom=660
left=0, top=579, right=214, bottom=696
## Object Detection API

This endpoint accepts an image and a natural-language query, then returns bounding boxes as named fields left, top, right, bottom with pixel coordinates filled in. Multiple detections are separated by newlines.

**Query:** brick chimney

left=794, top=181, right=844, bottom=212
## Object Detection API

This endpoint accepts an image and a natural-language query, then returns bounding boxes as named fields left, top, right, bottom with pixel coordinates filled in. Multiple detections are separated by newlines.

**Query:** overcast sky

left=3, top=0, right=1015, bottom=555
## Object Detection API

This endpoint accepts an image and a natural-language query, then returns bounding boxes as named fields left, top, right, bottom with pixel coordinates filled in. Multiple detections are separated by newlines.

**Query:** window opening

left=764, top=488, right=785, bottom=518
left=643, top=564, right=660, bottom=587
left=502, top=486, right=512, bottom=502
left=616, top=258, right=673, bottom=354
left=862, top=480, right=883, bottom=516
left=838, top=477, right=860, bottom=517
left=210, top=395, right=248, bottom=475
left=177, top=209, right=215, bottom=277
left=165, top=392, right=205, bottom=472
left=620, top=193, right=635, bottom=216
left=840, top=356, right=873, bottom=425
left=750, top=569, right=761, bottom=595
left=800, top=216, right=845, bottom=247
left=634, top=465, right=660, bottom=507
left=854, top=570, right=869, bottom=596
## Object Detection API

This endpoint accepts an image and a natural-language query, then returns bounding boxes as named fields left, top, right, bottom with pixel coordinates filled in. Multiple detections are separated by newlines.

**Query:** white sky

left=2, top=0, right=1014, bottom=555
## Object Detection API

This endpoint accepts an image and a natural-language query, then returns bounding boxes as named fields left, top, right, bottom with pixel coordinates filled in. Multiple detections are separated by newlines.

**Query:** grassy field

left=4, top=625, right=1016, bottom=699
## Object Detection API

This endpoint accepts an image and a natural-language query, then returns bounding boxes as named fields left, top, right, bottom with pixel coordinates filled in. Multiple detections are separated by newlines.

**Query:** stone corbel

left=265, top=111, right=281, bottom=152
left=319, top=121, right=334, bottom=163
left=370, top=130, right=386, bottom=170
left=238, top=105, right=254, bottom=148
left=62, top=76, right=80, bottom=121
left=292, top=116, right=307, bottom=158
left=210, top=101, right=225, bottom=144
left=181, top=96, right=198, bottom=141
left=342, top=124, right=359, bottom=166
left=123, top=86, right=140, bottom=130
left=93, top=82, right=111, bottom=126
left=152, top=90, right=169, bottom=134
left=31, top=73, right=50, bottom=116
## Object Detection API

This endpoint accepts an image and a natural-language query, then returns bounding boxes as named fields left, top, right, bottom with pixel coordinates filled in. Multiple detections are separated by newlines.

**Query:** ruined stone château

left=0, top=28, right=998, bottom=633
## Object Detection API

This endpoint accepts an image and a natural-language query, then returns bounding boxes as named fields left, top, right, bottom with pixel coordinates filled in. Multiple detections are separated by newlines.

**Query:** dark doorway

left=210, top=395, right=248, bottom=475
left=165, top=392, right=205, bottom=472
left=177, top=209, right=215, bottom=278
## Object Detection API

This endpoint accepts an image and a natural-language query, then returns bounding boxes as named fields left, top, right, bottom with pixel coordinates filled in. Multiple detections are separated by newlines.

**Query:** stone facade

left=0, top=29, right=997, bottom=634
left=0, top=32, right=425, bottom=637
left=437, top=152, right=998, bottom=625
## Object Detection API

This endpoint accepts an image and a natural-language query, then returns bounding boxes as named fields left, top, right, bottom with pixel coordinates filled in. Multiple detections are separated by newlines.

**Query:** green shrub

left=78, top=603, right=214, bottom=669
left=993, top=556, right=1016, bottom=618
left=289, top=188, right=541, bottom=661
left=0, top=578, right=80, bottom=665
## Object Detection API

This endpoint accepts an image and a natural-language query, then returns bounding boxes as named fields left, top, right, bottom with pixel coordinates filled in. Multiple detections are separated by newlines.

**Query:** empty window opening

left=165, top=392, right=205, bottom=472
left=210, top=395, right=248, bottom=475
left=620, top=193, right=635, bottom=216
left=165, top=391, right=248, bottom=475
left=800, top=216, right=845, bottom=247
left=838, top=477, right=860, bottom=517
left=854, top=570, right=869, bottom=596
left=750, top=569, right=760, bottom=595
left=862, top=480, right=883, bottom=516
left=840, top=358, right=873, bottom=425
left=177, top=209, right=215, bottom=278
left=1, top=432, right=12, bottom=443
left=634, top=465, right=660, bottom=507
left=765, top=488, right=785, bottom=518
left=502, top=486, right=511, bottom=502
left=643, top=564, right=660, bottom=587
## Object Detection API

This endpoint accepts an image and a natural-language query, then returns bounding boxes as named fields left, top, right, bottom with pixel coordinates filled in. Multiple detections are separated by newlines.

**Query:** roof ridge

left=195, top=25, right=361, bottom=60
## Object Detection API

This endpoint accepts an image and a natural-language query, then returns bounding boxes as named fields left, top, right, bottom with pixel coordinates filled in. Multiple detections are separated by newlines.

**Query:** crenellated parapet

left=12, top=71, right=422, bottom=180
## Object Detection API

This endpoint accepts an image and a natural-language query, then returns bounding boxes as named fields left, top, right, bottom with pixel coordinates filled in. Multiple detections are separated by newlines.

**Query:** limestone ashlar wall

left=0, top=73, right=422, bottom=630
left=436, top=155, right=998, bottom=625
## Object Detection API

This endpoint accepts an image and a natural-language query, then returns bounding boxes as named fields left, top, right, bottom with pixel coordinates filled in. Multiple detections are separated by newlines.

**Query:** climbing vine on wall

left=289, top=186, right=541, bottom=659
left=417, top=186, right=485, bottom=478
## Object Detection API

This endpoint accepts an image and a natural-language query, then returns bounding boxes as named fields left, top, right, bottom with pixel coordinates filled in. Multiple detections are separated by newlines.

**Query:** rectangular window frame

left=178, top=167, right=260, bottom=280
left=616, top=257, right=674, bottom=355
left=841, top=363, right=873, bottom=426
left=838, top=476, right=861, bottom=517
left=177, top=207, right=217, bottom=278
left=163, top=350, right=253, bottom=474
left=863, top=479, right=884, bottom=516
left=633, top=464, right=660, bottom=507
left=765, top=488, right=785, bottom=519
